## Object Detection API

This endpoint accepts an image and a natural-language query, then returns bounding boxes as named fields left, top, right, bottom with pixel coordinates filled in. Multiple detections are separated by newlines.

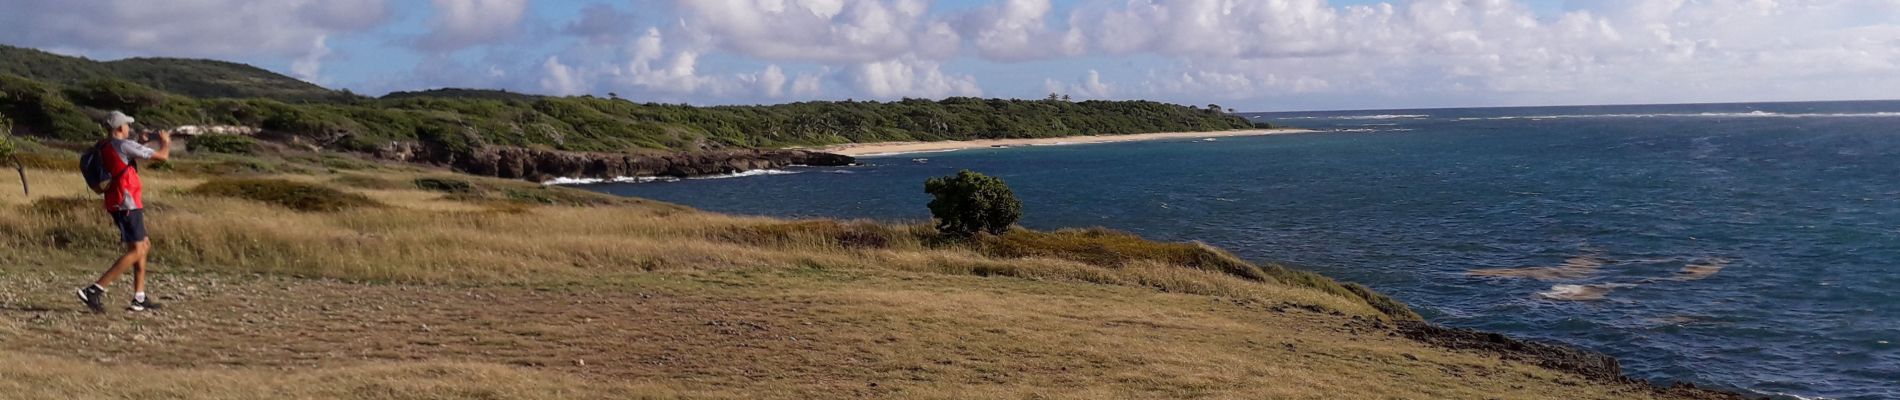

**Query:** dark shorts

left=109, top=209, right=147, bottom=244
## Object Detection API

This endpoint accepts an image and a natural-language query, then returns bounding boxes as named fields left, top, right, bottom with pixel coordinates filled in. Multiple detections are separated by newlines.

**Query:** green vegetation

left=412, top=177, right=475, bottom=193
left=979, top=228, right=1420, bottom=319
left=0, top=45, right=350, bottom=102
left=0, top=44, right=1257, bottom=166
left=0, top=113, right=14, bottom=159
left=189, top=178, right=382, bottom=212
left=925, top=170, right=1023, bottom=236
left=381, top=88, right=543, bottom=102
left=187, top=135, right=258, bottom=154
left=1, top=113, right=24, bottom=195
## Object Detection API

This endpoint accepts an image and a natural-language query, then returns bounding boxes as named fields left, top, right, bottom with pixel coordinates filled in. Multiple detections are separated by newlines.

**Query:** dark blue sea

left=584, top=101, right=1900, bottom=399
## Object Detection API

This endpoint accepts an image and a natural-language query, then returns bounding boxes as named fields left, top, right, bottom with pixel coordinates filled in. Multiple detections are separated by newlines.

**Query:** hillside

left=0, top=145, right=1740, bottom=399
left=0, top=43, right=1259, bottom=181
left=0, top=45, right=350, bottom=102
left=381, top=88, right=545, bottom=102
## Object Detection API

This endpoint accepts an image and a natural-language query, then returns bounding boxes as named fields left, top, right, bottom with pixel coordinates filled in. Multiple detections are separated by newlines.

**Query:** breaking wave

left=542, top=169, right=802, bottom=185
left=1285, top=114, right=1430, bottom=120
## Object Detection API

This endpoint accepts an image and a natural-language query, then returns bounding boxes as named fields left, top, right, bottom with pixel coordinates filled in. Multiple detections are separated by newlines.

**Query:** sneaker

left=77, top=285, right=105, bottom=313
left=129, top=297, right=163, bottom=312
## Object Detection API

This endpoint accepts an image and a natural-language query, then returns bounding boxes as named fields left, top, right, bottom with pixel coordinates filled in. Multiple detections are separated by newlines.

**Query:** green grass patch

left=413, top=177, right=475, bottom=193
left=976, top=228, right=1420, bottom=320
left=188, top=178, right=381, bottom=212
left=328, top=174, right=409, bottom=190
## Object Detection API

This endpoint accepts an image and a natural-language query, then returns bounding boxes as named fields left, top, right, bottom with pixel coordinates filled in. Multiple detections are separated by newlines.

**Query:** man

left=76, top=111, right=170, bottom=313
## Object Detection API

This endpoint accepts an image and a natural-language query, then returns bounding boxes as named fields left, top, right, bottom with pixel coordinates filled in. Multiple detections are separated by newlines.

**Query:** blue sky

left=4, top=0, right=1898, bottom=111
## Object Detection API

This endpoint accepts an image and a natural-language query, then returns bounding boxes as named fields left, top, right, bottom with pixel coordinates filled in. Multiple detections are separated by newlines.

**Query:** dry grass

left=0, top=270, right=1673, bottom=400
left=0, top=158, right=1695, bottom=399
left=1, top=165, right=1399, bottom=318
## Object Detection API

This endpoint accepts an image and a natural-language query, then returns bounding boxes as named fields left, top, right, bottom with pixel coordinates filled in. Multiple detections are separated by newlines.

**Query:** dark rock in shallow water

left=374, top=141, right=855, bottom=182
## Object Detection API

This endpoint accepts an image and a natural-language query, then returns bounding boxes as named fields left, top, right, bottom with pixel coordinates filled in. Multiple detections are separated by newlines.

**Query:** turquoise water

left=587, top=101, right=1900, bottom=399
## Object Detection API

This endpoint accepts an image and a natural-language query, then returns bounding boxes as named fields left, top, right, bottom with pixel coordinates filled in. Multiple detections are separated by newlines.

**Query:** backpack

left=79, top=140, right=134, bottom=194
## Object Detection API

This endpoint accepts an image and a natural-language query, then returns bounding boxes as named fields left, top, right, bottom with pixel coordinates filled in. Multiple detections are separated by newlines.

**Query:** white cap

left=104, top=111, right=135, bottom=129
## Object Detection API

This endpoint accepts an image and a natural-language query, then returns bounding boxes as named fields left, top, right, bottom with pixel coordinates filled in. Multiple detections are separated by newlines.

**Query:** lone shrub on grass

left=924, top=170, right=1021, bottom=237
left=413, top=177, right=475, bottom=193
left=190, top=178, right=380, bottom=212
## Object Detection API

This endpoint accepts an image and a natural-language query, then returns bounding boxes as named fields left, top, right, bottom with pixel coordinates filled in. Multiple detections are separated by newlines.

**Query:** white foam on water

left=1536, top=283, right=1634, bottom=301
left=687, top=169, right=803, bottom=180
left=542, top=176, right=681, bottom=185
left=543, top=168, right=806, bottom=185
left=856, top=148, right=964, bottom=157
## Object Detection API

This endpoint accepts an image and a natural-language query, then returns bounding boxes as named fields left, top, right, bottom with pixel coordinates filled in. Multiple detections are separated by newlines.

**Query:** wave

left=542, top=176, right=681, bottom=185
left=542, top=169, right=802, bottom=185
left=1538, top=283, right=1634, bottom=301
left=856, top=148, right=964, bottom=157
left=687, top=169, right=802, bottom=180
left=1459, top=111, right=1900, bottom=121
left=1285, top=114, right=1430, bottom=120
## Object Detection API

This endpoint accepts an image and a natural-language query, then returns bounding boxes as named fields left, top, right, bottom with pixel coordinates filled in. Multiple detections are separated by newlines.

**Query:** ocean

left=581, top=100, right=1900, bottom=399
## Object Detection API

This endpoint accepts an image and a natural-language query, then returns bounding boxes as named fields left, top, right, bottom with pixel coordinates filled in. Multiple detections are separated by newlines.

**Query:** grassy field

left=0, top=150, right=1727, bottom=399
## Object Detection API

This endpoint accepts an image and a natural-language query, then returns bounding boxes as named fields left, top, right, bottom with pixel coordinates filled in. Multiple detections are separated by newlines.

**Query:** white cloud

left=289, top=36, right=333, bottom=83
left=1044, top=69, right=1113, bottom=98
left=540, top=56, right=586, bottom=96
left=416, top=0, right=530, bottom=51
left=563, top=3, right=640, bottom=44
left=0, top=0, right=389, bottom=78
left=846, top=56, right=982, bottom=98
left=962, top=0, right=1085, bottom=61
left=1041, top=0, right=1900, bottom=107
left=673, top=0, right=958, bottom=63
left=792, top=71, right=827, bottom=97
left=754, top=65, right=790, bottom=98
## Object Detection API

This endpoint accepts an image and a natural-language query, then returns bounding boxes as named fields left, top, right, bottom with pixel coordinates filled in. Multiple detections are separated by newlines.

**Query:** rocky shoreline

left=370, top=141, right=856, bottom=182
left=1359, top=318, right=1755, bottom=399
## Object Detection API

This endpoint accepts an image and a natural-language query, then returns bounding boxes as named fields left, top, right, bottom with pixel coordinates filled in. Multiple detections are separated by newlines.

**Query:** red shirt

left=100, top=139, right=151, bottom=212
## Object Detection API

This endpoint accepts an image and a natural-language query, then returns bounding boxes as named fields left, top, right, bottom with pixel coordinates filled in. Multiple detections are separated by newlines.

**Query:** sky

left=2, top=0, right=1897, bottom=111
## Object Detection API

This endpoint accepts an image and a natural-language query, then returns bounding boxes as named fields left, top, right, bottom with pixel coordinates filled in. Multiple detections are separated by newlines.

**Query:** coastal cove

left=587, top=100, right=1900, bottom=400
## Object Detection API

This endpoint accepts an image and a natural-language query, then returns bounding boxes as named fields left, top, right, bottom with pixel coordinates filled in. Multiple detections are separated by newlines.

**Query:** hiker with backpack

left=76, top=111, right=170, bottom=312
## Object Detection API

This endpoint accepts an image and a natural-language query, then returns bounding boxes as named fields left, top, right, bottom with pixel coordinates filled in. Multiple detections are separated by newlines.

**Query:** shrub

left=188, top=134, right=257, bottom=154
left=0, top=73, right=98, bottom=140
left=981, top=228, right=1271, bottom=281
left=0, top=113, right=13, bottom=159
left=329, top=174, right=408, bottom=190
left=189, top=178, right=380, bottom=212
left=63, top=79, right=166, bottom=114
left=924, top=170, right=1021, bottom=236
left=413, top=177, right=475, bottom=193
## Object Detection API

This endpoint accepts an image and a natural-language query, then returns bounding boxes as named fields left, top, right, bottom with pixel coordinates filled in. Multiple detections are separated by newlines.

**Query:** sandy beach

left=811, top=128, right=1313, bottom=157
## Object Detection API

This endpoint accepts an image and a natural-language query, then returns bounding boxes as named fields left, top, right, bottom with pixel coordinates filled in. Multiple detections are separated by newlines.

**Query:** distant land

left=0, top=44, right=1259, bottom=181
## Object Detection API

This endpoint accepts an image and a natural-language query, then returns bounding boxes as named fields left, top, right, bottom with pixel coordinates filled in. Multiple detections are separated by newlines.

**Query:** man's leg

left=82, top=210, right=145, bottom=312
left=94, top=237, right=143, bottom=287
left=131, top=239, right=149, bottom=294
left=130, top=239, right=159, bottom=310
